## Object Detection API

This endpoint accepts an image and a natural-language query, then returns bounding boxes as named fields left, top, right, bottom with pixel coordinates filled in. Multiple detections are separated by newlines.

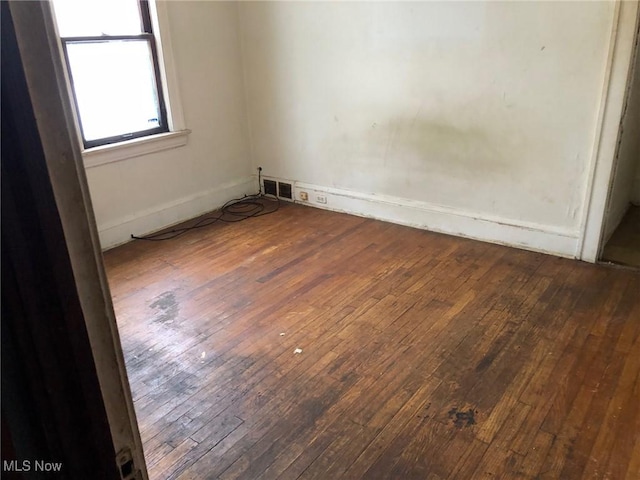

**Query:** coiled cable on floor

left=130, top=193, right=279, bottom=241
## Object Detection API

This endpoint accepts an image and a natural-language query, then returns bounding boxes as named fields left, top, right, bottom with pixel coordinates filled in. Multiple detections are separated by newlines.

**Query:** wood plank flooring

left=104, top=202, right=640, bottom=480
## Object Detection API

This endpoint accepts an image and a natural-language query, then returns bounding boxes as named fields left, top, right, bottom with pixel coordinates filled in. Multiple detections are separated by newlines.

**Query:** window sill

left=83, top=129, right=190, bottom=169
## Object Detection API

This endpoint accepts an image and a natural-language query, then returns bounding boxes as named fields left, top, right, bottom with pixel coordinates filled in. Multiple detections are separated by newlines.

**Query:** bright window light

left=66, top=41, right=161, bottom=141
left=52, top=0, right=142, bottom=37
left=51, top=0, right=168, bottom=147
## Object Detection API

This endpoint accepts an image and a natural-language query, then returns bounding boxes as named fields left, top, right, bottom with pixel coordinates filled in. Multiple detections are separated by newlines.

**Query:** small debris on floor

left=293, top=348, right=303, bottom=354
left=280, top=332, right=286, bottom=336
left=201, top=351, right=206, bottom=359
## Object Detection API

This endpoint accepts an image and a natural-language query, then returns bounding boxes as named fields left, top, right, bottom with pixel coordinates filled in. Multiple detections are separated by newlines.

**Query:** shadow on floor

left=601, top=204, right=640, bottom=268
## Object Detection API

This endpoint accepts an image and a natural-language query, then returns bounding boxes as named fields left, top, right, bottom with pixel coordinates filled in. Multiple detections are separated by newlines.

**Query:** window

left=51, top=0, right=168, bottom=148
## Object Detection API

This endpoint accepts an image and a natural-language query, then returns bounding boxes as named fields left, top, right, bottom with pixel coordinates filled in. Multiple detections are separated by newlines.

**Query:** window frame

left=57, top=0, right=169, bottom=149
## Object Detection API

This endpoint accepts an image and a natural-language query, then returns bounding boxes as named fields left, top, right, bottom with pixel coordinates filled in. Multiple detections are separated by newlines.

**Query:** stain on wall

left=240, top=1, right=614, bottom=229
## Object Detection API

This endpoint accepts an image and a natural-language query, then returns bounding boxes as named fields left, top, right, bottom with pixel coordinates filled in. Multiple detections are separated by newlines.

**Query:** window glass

left=51, top=0, right=168, bottom=147
left=52, top=0, right=142, bottom=37
left=66, top=40, right=161, bottom=141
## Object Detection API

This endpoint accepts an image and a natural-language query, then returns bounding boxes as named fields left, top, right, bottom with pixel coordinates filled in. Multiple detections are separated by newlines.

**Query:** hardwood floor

left=104, top=202, right=640, bottom=480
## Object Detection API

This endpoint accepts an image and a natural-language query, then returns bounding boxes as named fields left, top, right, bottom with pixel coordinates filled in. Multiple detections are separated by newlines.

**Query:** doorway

left=600, top=14, right=640, bottom=269
left=4, top=2, right=149, bottom=478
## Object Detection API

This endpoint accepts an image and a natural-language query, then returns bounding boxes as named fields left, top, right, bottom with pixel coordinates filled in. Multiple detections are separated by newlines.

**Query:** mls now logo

left=3, top=460, right=63, bottom=472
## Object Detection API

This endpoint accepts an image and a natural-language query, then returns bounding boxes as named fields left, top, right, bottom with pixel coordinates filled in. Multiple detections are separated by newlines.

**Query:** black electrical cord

left=131, top=180, right=278, bottom=241
left=131, top=194, right=279, bottom=241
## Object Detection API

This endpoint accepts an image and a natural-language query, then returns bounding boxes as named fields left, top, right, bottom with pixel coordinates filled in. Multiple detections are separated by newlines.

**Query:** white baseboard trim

left=293, top=182, right=581, bottom=258
left=98, top=176, right=257, bottom=249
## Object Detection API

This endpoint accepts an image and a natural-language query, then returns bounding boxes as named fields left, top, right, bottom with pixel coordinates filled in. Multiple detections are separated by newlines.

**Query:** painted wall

left=239, top=1, right=617, bottom=257
left=86, top=1, right=253, bottom=248
left=605, top=32, right=640, bottom=239
left=84, top=1, right=635, bottom=257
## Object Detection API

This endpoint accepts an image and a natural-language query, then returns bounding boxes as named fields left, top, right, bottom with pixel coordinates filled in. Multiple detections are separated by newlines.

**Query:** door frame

left=579, top=0, right=640, bottom=262
left=6, top=2, right=148, bottom=478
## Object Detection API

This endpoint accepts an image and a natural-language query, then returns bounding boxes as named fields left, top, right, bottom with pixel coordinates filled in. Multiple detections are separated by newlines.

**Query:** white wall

left=84, top=1, right=636, bottom=258
left=86, top=1, right=253, bottom=249
left=605, top=30, right=640, bottom=239
left=239, top=1, right=618, bottom=257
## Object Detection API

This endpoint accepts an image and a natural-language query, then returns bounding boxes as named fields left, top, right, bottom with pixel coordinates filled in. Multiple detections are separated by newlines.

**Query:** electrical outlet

left=316, top=194, right=327, bottom=204
left=299, top=191, right=309, bottom=201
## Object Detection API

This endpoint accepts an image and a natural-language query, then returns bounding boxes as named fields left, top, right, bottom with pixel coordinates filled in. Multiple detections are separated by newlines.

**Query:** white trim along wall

left=81, top=1, right=253, bottom=249
left=241, top=1, right=639, bottom=262
left=71, top=1, right=639, bottom=261
left=292, top=182, right=579, bottom=258
left=580, top=0, right=640, bottom=262
left=97, top=176, right=254, bottom=249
